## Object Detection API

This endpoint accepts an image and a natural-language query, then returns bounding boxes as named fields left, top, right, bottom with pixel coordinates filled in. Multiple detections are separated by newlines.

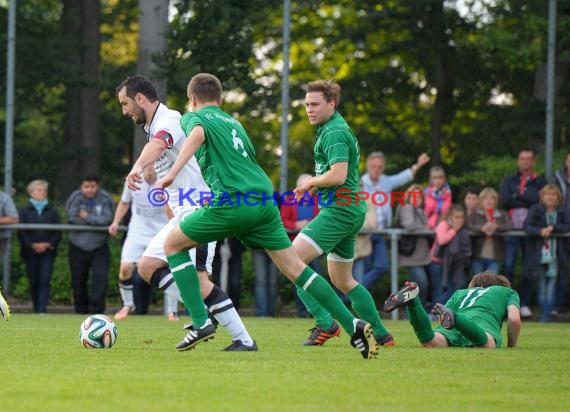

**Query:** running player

left=383, top=271, right=522, bottom=348
left=292, top=79, right=394, bottom=348
left=117, top=75, right=256, bottom=351
left=109, top=166, right=173, bottom=320
left=155, top=73, right=379, bottom=359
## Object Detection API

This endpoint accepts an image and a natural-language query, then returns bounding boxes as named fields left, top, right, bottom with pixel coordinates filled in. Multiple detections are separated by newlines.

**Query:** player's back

left=445, top=285, right=520, bottom=344
left=181, top=106, right=274, bottom=202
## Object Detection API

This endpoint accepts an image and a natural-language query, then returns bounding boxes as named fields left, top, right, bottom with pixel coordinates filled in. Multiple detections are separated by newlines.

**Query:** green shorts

left=179, top=203, right=291, bottom=250
left=434, top=327, right=501, bottom=348
left=299, top=206, right=365, bottom=260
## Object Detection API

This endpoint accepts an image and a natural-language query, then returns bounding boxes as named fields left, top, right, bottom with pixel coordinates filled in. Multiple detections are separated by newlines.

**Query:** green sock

left=405, top=298, right=435, bottom=343
left=295, top=286, right=334, bottom=330
left=294, top=267, right=355, bottom=334
left=348, top=284, right=388, bottom=337
left=454, top=313, right=488, bottom=346
left=166, top=250, right=208, bottom=327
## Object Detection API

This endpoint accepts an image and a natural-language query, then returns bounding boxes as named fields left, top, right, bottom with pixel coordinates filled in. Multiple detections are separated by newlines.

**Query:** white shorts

left=120, top=233, right=154, bottom=263
left=142, top=208, right=216, bottom=273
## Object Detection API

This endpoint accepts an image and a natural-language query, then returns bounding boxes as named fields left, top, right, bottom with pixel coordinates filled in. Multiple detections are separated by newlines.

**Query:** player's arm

left=506, top=304, right=521, bottom=348
left=157, top=126, right=205, bottom=189
left=294, top=162, right=347, bottom=200
left=127, top=137, right=168, bottom=190
left=109, top=201, right=130, bottom=236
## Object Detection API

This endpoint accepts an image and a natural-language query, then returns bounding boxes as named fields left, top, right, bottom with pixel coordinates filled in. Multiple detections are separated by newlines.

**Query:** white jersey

left=121, top=181, right=169, bottom=242
left=145, top=103, right=210, bottom=216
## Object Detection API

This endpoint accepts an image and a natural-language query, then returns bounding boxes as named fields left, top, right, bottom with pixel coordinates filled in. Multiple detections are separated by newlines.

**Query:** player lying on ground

left=383, top=271, right=521, bottom=348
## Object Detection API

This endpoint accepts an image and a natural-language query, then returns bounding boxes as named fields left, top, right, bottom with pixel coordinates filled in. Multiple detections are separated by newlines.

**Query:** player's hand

left=108, top=223, right=119, bottom=236
left=126, top=167, right=144, bottom=191
left=155, top=175, right=174, bottom=191
left=294, top=182, right=314, bottom=201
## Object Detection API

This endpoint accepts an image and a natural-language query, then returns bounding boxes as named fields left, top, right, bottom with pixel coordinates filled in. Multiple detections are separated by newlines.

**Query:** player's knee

left=137, top=259, right=154, bottom=283
left=478, top=333, right=496, bottom=349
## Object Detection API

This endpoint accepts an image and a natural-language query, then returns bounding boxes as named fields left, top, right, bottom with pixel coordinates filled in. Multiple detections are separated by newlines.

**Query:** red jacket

left=280, top=194, right=320, bottom=241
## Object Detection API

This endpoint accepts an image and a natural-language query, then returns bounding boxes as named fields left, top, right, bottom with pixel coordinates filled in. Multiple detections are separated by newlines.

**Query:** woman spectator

left=428, top=204, right=471, bottom=305
left=523, top=184, right=570, bottom=323
left=424, top=166, right=452, bottom=229
left=18, top=180, right=61, bottom=313
left=467, top=187, right=512, bottom=275
left=395, top=184, right=430, bottom=304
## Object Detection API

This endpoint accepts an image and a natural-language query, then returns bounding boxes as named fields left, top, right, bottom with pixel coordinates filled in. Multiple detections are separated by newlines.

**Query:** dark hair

left=469, top=271, right=511, bottom=288
left=115, top=75, right=158, bottom=102
left=462, top=186, right=480, bottom=197
left=81, top=175, right=99, bottom=184
left=303, top=79, right=341, bottom=107
left=187, top=73, right=223, bottom=103
left=517, top=148, right=535, bottom=158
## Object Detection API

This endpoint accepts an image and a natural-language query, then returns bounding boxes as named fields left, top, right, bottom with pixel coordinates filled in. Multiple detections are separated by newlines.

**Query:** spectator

left=500, top=148, right=547, bottom=318
left=251, top=248, right=279, bottom=316
left=66, top=175, right=114, bottom=314
left=467, top=187, right=512, bottom=275
left=424, top=166, right=452, bottom=229
left=523, top=184, right=570, bottom=323
left=463, top=187, right=480, bottom=218
left=360, top=151, right=430, bottom=290
left=395, top=184, right=431, bottom=304
left=0, top=187, right=19, bottom=320
left=280, top=174, right=321, bottom=317
left=17, top=180, right=61, bottom=313
left=554, top=150, right=570, bottom=315
left=428, top=204, right=471, bottom=305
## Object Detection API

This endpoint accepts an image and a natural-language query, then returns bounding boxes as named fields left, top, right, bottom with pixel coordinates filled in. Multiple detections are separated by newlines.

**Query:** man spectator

left=0, top=188, right=18, bottom=320
left=66, top=175, right=114, bottom=314
left=554, top=150, right=570, bottom=316
left=500, top=148, right=547, bottom=318
left=359, top=151, right=430, bottom=290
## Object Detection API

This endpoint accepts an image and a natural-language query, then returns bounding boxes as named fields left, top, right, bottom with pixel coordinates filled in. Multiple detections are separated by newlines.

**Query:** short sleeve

left=507, top=288, right=520, bottom=308
left=120, top=183, right=132, bottom=203
left=321, top=131, right=350, bottom=166
left=180, top=112, right=203, bottom=136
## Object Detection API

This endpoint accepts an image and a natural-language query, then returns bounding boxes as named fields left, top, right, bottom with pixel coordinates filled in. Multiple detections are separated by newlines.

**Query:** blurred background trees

left=1, top=0, right=569, bottom=199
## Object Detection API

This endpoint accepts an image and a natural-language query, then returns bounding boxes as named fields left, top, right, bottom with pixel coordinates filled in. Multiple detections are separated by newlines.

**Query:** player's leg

left=292, top=235, right=338, bottom=345
left=267, top=246, right=378, bottom=359
left=328, top=255, right=394, bottom=347
left=165, top=224, right=217, bottom=351
left=115, top=261, right=136, bottom=320
left=433, top=303, right=492, bottom=347
left=0, top=287, right=10, bottom=321
left=383, top=282, right=439, bottom=345
left=196, top=243, right=257, bottom=351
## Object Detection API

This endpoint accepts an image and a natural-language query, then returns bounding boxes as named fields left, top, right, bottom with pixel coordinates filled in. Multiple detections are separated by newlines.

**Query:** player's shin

left=166, top=250, right=208, bottom=327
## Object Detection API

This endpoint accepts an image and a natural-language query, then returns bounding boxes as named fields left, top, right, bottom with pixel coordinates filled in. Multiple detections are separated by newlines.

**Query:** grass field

left=0, top=315, right=568, bottom=412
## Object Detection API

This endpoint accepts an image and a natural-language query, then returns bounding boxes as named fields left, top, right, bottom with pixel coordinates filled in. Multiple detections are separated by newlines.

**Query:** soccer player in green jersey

left=291, top=80, right=394, bottom=348
left=156, top=73, right=379, bottom=359
left=383, top=272, right=522, bottom=348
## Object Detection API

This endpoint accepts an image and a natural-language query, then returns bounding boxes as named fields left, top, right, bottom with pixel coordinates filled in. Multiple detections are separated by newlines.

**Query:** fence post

left=389, top=229, right=400, bottom=320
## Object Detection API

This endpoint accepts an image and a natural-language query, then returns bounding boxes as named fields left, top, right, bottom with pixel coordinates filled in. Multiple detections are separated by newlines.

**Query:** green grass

left=0, top=315, right=569, bottom=412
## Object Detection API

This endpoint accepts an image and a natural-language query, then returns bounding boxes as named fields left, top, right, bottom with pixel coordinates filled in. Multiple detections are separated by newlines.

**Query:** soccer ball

left=79, top=314, right=118, bottom=349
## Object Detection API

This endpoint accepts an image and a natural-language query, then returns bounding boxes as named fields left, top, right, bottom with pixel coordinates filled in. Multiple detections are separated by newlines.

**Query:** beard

left=131, top=106, right=146, bottom=124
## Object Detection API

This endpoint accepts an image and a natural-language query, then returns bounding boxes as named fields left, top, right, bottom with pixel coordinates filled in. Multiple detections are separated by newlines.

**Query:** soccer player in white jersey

left=116, top=75, right=256, bottom=351
left=109, top=166, right=172, bottom=320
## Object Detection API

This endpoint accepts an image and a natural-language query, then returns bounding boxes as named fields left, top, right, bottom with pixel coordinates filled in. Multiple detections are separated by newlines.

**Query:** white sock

left=119, top=282, right=134, bottom=307
left=210, top=300, right=254, bottom=346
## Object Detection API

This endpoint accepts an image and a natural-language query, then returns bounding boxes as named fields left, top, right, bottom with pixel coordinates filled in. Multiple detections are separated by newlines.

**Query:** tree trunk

left=133, top=0, right=170, bottom=159
left=80, top=0, right=101, bottom=178
left=57, top=0, right=101, bottom=201
left=57, top=0, right=82, bottom=201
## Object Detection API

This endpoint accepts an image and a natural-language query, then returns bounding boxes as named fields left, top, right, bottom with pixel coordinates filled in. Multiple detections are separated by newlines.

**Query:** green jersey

left=180, top=106, right=274, bottom=204
left=314, top=111, right=366, bottom=218
left=445, top=286, right=520, bottom=347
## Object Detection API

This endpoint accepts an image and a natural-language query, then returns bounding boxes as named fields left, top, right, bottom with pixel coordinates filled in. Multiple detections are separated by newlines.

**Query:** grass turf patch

left=0, top=315, right=568, bottom=411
